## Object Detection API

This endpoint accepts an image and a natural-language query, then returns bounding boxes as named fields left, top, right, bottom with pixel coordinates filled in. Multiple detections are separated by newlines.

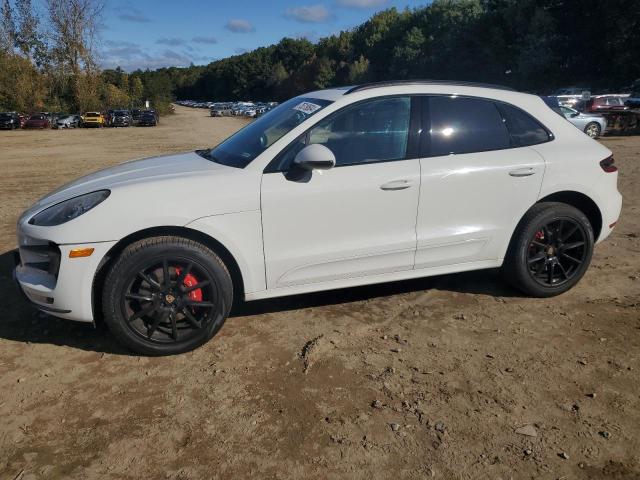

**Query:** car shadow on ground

left=0, top=249, right=521, bottom=355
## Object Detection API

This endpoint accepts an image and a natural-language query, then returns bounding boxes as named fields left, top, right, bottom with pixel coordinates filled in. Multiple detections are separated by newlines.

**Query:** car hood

left=27, top=151, right=231, bottom=212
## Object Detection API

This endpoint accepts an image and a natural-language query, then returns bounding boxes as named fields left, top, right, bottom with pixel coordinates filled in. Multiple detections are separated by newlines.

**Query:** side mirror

left=293, top=144, right=336, bottom=171
left=571, top=112, right=580, bottom=117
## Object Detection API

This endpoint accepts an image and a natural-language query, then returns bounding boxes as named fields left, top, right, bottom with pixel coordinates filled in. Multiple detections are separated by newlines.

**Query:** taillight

left=600, top=155, right=617, bottom=173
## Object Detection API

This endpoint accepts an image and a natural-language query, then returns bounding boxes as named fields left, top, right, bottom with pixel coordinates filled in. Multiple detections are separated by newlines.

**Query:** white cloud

left=101, top=41, right=194, bottom=71
left=156, top=37, right=187, bottom=46
left=192, top=36, right=218, bottom=44
left=335, top=0, right=388, bottom=8
left=225, top=19, right=255, bottom=33
left=114, top=6, right=151, bottom=23
left=284, top=4, right=332, bottom=23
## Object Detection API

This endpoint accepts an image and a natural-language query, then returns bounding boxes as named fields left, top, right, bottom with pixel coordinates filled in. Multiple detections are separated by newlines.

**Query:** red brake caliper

left=175, top=267, right=203, bottom=302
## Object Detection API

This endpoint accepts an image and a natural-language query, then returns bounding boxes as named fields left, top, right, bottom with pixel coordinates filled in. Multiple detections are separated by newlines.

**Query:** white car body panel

left=18, top=152, right=261, bottom=245
left=261, top=159, right=420, bottom=289
left=186, top=211, right=266, bottom=294
left=415, top=147, right=545, bottom=269
left=14, top=83, right=622, bottom=323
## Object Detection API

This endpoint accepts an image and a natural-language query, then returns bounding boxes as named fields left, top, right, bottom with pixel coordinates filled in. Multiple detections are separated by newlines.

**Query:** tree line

left=1, top=0, right=639, bottom=113
left=171, top=0, right=640, bottom=102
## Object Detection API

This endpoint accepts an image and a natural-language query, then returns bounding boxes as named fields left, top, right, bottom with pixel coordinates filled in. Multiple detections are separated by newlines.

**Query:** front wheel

left=503, top=202, right=594, bottom=297
left=102, top=236, right=233, bottom=355
left=584, top=122, right=601, bottom=138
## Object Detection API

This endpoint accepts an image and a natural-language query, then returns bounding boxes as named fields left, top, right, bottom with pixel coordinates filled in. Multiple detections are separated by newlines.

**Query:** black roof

left=344, top=79, right=516, bottom=95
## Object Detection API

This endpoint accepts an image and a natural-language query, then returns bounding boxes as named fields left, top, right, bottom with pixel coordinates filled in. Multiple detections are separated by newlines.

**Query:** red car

left=24, top=114, right=51, bottom=129
left=575, top=95, right=629, bottom=113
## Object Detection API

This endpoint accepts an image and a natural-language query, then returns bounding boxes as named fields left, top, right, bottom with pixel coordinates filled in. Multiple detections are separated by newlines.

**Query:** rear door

left=415, top=95, right=549, bottom=269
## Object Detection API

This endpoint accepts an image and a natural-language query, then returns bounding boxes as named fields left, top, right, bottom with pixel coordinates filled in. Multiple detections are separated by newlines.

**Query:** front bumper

left=14, top=236, right=117, bottom=322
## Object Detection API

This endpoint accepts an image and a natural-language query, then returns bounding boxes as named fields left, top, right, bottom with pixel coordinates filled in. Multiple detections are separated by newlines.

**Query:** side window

left=495, top=103, right=551, bottom=147
left=308, top=97, right=411, bottom=167
left=427, top=96, right=510, bottom=156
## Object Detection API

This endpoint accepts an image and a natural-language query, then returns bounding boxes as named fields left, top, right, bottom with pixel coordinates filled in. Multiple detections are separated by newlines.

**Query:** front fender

left=186, top=211, right=266, bottom=295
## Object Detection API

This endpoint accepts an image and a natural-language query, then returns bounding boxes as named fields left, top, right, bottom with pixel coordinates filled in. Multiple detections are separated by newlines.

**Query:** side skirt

left=244, top=258, right=503, bottom=301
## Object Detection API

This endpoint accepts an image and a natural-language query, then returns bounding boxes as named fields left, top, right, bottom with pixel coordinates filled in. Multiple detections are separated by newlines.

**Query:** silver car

left=560, top=106, right=607, bottom=138
left=55, top=114, right=82, bottom=129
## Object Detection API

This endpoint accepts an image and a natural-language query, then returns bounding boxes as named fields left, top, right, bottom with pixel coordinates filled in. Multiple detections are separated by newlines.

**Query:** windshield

left=201, top=97, right=332, bottom=168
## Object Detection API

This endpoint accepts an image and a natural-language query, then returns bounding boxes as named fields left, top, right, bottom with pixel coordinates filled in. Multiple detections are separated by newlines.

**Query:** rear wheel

left=503, top=202, right=594, bottom=297
left=584, top=122, right=601, bottom=138
left=102, top=236, right=233, bottom=355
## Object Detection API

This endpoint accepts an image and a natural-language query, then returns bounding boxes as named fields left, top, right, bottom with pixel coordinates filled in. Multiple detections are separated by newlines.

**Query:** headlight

left=29, top=190, right=110, bottom=226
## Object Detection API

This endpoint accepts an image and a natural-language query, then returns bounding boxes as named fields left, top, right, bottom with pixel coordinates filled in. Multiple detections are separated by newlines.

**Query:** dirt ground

left=0, top=105, right=638, bottom=480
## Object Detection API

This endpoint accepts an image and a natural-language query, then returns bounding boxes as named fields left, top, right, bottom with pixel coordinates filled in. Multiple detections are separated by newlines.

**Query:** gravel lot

left=0, top=106, right=638, bottom=479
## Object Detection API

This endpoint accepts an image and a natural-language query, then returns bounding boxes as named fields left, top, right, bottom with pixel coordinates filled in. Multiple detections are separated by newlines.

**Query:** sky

left=100, top=0, right=427, bottom=71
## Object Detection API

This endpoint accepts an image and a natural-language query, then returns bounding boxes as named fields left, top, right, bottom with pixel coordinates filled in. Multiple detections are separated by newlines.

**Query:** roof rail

left=343, top=79, right=516, bottom=95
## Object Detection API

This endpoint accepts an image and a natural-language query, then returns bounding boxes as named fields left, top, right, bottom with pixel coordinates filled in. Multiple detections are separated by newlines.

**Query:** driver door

left=260, top=96, right=421, bottom=290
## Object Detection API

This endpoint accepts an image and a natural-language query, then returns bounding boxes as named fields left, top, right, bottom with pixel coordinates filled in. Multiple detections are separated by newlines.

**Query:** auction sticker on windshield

left=293, top=102, right=322, bottom=115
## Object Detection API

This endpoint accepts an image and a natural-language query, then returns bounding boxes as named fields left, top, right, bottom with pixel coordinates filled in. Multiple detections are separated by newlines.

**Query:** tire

left=584, top=122, right=601, bottom=138
left=502, top=202, right=594, bottom=297
left=102, top=236, right=233, bottom=355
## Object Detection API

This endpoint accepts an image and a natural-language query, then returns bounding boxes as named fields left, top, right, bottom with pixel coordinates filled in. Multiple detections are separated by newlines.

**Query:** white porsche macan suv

left=14, top=81, right=622, bottom=355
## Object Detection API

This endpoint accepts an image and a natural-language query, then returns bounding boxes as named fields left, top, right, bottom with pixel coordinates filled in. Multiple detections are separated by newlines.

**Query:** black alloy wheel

left=503, top=202, right=594, bottom=297
left=123, top=258, right=218, bottom=343
left=103, top=236, right=233, bottom=355
left=526, top=218, right=588, bottom=287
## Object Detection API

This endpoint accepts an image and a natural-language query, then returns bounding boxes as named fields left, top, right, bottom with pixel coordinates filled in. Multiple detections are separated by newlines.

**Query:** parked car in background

left=110, top=110, right=132, bottom=127
left=560, top=106, right=607, bottom=138
left=55, top=114, right=82, bottom=129
left=138, top=110, right=158, bottom=126
left=551, top=87, right=590, bottom=107
left=574, top=95, right=630, bottom=113
left=51, top=112, right=65, bottom=125
left=24, top=114, right=51, bottom=129
left=131, top=109, right=142, bottom=124
left=625, top=88, right=640, bottom=108
left=82, top=112, right=104, bottom=128
left=14, top=81, right=622, bottom=355
left=210, top=105, right=232, bottom=117
left=103, top=109, right=115, bottom=127
left=0, top=111, right=21, bottom=129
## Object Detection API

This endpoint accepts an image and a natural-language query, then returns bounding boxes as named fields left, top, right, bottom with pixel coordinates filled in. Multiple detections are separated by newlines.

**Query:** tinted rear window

left=495, top=103, right=551, bottom=147
left=428, top=96, right=510, bottom=156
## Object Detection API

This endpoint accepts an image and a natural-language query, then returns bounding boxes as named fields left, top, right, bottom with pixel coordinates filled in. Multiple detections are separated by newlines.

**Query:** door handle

left=509, top=167, right=537, bottom=177
left=380, top=179, right=413, bottom=191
